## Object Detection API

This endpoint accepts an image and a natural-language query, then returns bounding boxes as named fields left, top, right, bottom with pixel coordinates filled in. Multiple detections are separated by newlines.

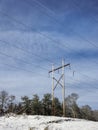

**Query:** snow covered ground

left=0, top=114, right=98, bottom=130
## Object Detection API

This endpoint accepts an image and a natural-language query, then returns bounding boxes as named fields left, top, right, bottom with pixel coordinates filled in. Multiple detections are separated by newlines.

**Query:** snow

left=0, top=114, right=98, bottom=130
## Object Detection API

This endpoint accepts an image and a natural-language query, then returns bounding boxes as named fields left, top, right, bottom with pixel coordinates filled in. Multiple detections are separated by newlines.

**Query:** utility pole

left=52, top=64, right=55, bottom=115
left=49, top=60, right=70, bottom=116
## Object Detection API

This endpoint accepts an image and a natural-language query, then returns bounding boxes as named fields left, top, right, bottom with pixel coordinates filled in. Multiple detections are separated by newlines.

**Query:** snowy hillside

left=0, top=115, right=98, bottom=130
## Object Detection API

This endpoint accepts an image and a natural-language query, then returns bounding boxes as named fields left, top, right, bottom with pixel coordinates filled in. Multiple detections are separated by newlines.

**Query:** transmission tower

left=49, top=60, right=70, bottom=116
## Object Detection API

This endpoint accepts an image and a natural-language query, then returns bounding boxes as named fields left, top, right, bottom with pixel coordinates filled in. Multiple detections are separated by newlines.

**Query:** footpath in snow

left=0, top=115, right=98, bottom=130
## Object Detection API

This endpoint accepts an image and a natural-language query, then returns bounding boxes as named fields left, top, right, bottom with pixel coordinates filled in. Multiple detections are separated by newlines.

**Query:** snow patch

left=0, top=115, right=98, bottom=130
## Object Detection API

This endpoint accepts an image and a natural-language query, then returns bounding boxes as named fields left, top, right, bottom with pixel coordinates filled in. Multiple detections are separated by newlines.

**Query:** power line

left=0, top=62, right=49, bottom=78
left=70, top=66, right=98, bottom=83
left=0, top=48, right=48, bottom=71
left=31, top=0, right=98, bottom=82
left=0, top=62, right=34, bottom=74
left=56, top=70, right=98, bottom=90
left=0, top=10, right=74, bottom=67
left=0, top=10, right=76, bottom=54
left=0, top=10, right=69, bottom=52
left=66, top=82, right=96, bottom=93
left=53, top=61, right=98, bottom=84
left=0, top=39, right=52, bottom=68
left=0, top=43, right=51, bottom=77
left=67, top=75, right=98, bottom=90
left=22, top=0, right=98, bottom=67
left=72, top=0, right=98, bottom=24
left=0, top=9, right=81, bottom=71
left=0, top=9, right=98, bottom=83
left=0, top=9, right=97, bottom=64
left=25, top=0, right=98, bottom=49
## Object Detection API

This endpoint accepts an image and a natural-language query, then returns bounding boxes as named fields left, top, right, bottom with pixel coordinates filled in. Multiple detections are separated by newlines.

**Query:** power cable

left=0, top=9, right=97, bottom=66
left=0, top=61, right=49, bottom=78
left=0, top=62, right=35, bottom=74
left=72, top=0, right=98, bottom=24
left=0, top=10, right=69, bottom=52
left=0, top=9, right=97, bottom=83
left=22, top=0, right=98, bottom=66
left=0, top=49, right=48, bottom=71
left=30, top=0, right=98, bottom=48
left=56, top=70, right=98, bottom=90
left=0, top=39, right=52, bottom=68
left=67, top=76, right=98, bottom=90
left=70, top=66, right=98, bottom=83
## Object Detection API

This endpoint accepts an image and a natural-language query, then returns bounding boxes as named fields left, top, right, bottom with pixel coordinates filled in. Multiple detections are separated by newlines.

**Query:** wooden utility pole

left=49, top=60, right=70, bottom=116
left=52, top=64, right=55, bottom=115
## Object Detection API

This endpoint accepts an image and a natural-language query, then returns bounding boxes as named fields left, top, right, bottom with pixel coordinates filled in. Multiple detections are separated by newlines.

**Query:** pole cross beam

left=49, top=63, right=70, bottom=73
left=53, top=75, right=63, bottom=90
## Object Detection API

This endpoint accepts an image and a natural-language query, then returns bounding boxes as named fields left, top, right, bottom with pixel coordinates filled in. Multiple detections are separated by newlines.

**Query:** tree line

left=0, top=90, right=98, bottom=121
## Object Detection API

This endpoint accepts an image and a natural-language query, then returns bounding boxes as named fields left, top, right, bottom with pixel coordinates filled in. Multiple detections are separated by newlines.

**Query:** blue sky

left=0, top=0, right=98, bottom=109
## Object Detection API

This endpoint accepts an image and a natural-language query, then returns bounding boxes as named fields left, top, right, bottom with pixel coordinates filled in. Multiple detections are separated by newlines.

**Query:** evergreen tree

left=42, top=93, right=52, bottom=115
left=31, top=94, right=42, bottom=115
left=21, top=96, right=32, bottom=114
left=54, top=97, right=62, bottom=116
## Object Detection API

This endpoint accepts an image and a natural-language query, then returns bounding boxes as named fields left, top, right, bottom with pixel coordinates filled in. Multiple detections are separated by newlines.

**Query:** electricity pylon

left=49, top=60, right=70, bottom=116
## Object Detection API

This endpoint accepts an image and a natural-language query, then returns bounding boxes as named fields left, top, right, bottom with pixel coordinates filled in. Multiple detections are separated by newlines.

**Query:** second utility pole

left=49, top=59, right=70, bottom=116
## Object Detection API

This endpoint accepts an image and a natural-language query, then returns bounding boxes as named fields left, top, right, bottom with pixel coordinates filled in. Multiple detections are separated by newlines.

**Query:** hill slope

left=0, top=115, right=98, bottom=130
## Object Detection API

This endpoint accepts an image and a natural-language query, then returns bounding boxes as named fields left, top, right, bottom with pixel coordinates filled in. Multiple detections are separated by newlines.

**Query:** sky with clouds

left=0, top=0, right=98, bottom=109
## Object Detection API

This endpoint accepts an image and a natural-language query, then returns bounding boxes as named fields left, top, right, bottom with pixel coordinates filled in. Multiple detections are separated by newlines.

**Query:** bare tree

left=65, top=93, right=80, bottom=118
left=0, top=90, right=9, bottom=113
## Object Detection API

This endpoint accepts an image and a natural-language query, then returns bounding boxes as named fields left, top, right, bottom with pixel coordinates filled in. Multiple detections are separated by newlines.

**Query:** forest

left=0, top=90, right=98, bottom=121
